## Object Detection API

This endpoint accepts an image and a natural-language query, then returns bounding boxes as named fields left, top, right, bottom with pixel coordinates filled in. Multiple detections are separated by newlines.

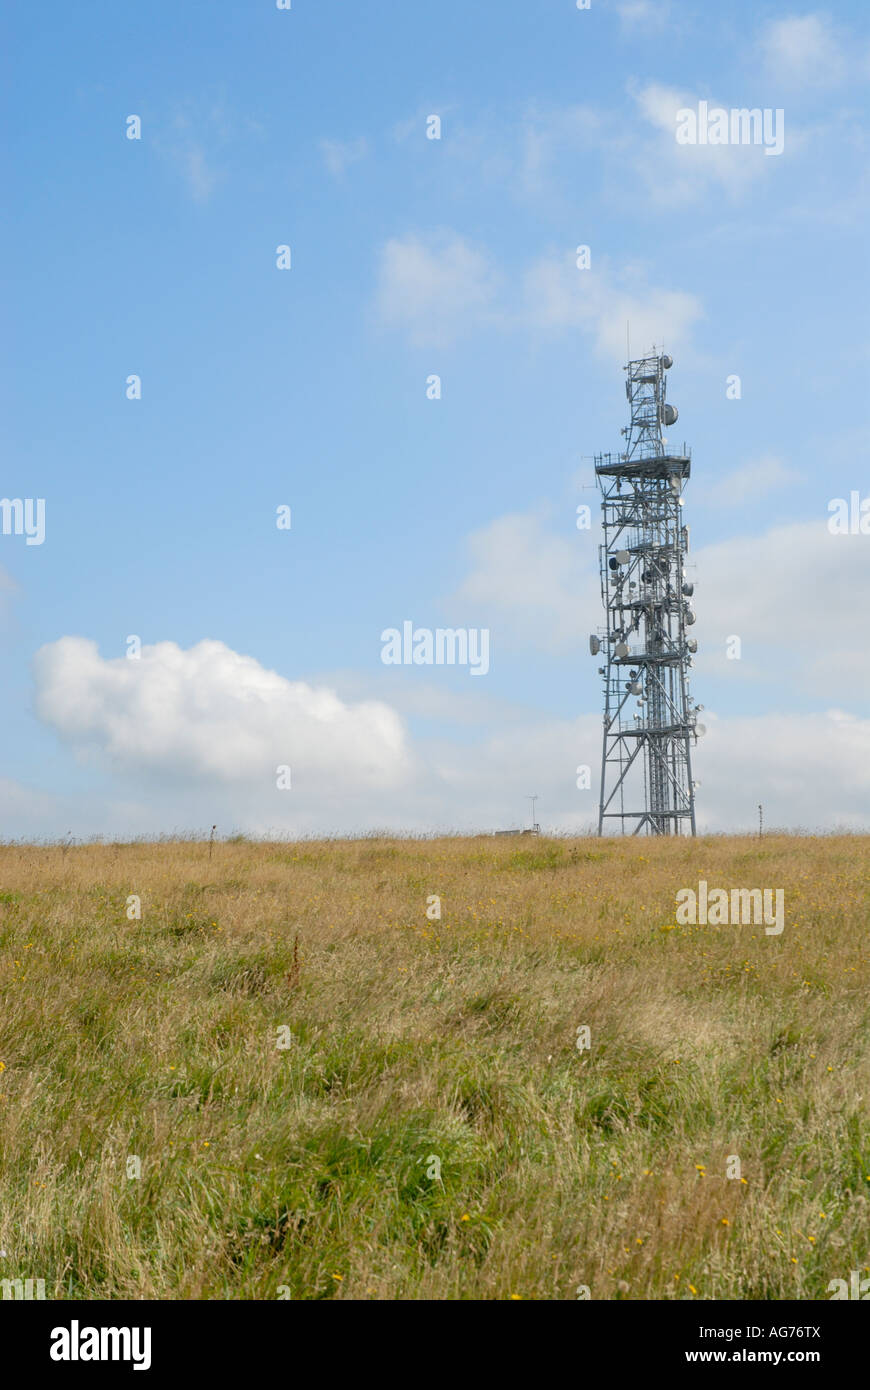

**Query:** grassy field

left=0, top=833, right=867, bottom=1301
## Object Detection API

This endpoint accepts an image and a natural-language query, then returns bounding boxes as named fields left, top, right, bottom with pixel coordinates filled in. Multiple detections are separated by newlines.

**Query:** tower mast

left=590, top=351, right=701, bottom=836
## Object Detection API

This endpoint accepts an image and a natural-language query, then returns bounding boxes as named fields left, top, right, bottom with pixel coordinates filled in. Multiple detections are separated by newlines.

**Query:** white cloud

left=524, top=251, right=703, bottom=362
left=20, top=669, right=870, bottom=837
left=374, top=231, right=701, bottom=360
left=0, top=778, right=64, bottom=838
left=478, top=84, right=795, bottom=214
left=703, top=454, right=802, bottom=507
left=448, top=507, right=870, bottom=708
left=326, top=668, right=530, bottom=728
left=446, top=509, right=870, bottom=830
left=27, top=635, right=601, bottom=837
left=319, top=136, right=368, bottom=177
left=17, top=619, right=870, bottom=836
left=22, top=514, right=870, bottom=838
left=758, top=13, right=848, bottom=88
left=616, top=0, right=672, bottom=33
left=452, top=511, right=598, bottom=652
left=373, top=233, right=501, bottom=347
left=691, top=708, right=870, bottom=831
left=33, top=638, right=410, bottom=790
left=693, top=519, right=870, bottom=697
left=631, top=82, right=789, bottom=204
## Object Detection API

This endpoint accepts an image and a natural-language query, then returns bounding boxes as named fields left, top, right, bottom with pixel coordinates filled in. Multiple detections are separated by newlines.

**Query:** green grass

left=0, top=834, right=867, bottom=1299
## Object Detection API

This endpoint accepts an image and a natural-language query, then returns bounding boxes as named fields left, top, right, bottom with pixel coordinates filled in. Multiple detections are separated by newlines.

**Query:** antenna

left=588, top=351, right=699, bottom=837
left=527, top=795, right=541, bottom=835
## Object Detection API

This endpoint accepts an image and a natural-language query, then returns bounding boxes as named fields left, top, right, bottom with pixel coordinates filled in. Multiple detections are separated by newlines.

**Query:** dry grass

left=0, top=834, right=867, bottom=1300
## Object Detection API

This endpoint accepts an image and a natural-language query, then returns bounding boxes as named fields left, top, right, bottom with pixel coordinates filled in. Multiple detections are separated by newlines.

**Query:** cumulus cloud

left=33, top=638, right=410, bottom=790
left=373, top=227, right=703, bottom=360
left=22, top=523, right=870, bottom=838
left=758, top=13, right=849, bottom=88
left=692, top=519, right=870, bottom=697
left=524, top=250, right=703, bottom=361
left=20, top=659, right=870, bottom=837
left=373, top=233, right=501, bottom=347
left=446, top=510, right=870, bottom=830
left=703, top=454, right=802, bottom=507
left=630, top=82, right=792, bottom=204
left=488, top=82, right=793, bottom=214
left=0, top=778, right=65, bottom=838
left=447, top=507, right=870, bottom=708
left=26, top=636, right=600, bottom=836
left=691, top=708, right=870, bottom=831
left=452, top=511, right=598, bottom=651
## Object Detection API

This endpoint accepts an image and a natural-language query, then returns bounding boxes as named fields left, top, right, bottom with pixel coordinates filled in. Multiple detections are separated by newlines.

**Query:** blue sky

left=3, top=0, right=869, bottom=838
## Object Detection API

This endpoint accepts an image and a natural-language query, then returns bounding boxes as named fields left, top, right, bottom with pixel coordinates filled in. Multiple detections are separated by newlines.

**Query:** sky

left=2, top=0, right=869, bottom=839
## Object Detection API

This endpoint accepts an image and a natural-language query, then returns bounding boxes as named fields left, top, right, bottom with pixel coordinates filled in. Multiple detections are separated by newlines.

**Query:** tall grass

left=0, top=835, right=867, bottom=1299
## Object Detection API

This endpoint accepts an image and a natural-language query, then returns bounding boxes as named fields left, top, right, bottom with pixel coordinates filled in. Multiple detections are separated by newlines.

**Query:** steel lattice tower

left=590, top=352, right=701, bottom=836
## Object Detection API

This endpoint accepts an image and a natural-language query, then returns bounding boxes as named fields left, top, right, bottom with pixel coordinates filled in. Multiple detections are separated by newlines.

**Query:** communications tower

left=590, top=352, right=702, bottom=835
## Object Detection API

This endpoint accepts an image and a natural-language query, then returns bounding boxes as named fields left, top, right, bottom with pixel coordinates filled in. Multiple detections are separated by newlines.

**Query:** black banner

left=7, top=1298, right=863, bottom=1375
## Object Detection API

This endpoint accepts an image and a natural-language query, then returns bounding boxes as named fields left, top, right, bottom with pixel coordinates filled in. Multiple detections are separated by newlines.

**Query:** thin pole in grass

left=209, top=825, right=217, bottom=861
left=758, top=805, right=763, bottom=840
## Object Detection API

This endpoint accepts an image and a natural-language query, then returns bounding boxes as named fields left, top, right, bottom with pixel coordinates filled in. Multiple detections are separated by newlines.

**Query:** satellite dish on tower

left=589, top=635, right=600, bottom=655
